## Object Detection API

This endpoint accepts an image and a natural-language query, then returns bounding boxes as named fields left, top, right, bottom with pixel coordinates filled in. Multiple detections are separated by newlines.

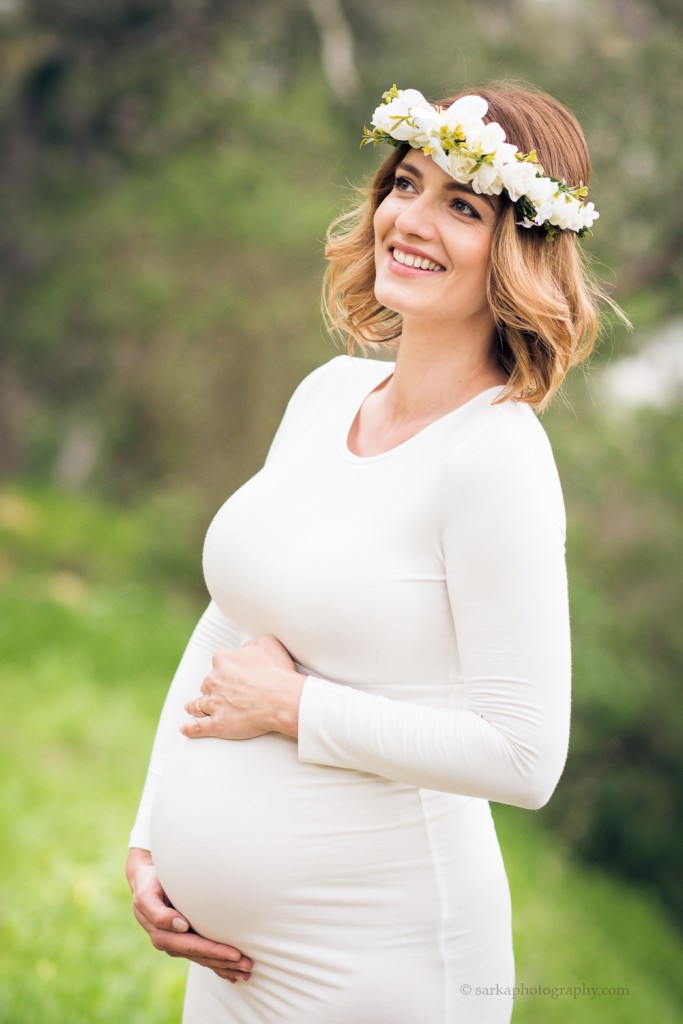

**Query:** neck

left=385, top=314, right=505, bottom=422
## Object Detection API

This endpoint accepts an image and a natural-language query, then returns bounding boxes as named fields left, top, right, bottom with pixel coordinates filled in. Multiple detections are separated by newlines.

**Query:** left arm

left=295, top=430, right=571, bottom=810
left=185, top=427, right=571, bottom=810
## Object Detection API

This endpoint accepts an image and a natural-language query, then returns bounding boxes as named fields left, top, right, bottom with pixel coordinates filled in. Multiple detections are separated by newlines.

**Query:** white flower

left=410, top=105, right=447, bottom=146
left=495, top=141, right=519, bottom=166
left=500, top=160, right=541, bottom=202
left=546, top=192, right=598, bottom=233
left=372, top=89, right=432, bottom=142
left=580, top=202, right=599, bottom=229
left=470, top=162, right=504, bottom=195
left=526, top=176, right=559, bottom=204
left=467, top=120, right=507, bottom=156
left=441, top=94, right=488, bottom=135
left=525, top=176, right=560, bottom=224
left=444, top=151, right=478, bottom=183
left=548, top=195, right=577, bottom=231
left=429, top=143, right=457, bottom=176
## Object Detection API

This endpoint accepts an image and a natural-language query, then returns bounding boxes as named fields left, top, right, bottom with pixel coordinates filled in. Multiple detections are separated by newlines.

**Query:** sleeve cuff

left=297, top=674, right=351, bottom=769
left=128, top=827, right=151, bottom=851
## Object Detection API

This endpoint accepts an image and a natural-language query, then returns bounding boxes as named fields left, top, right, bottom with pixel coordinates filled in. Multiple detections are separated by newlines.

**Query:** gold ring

left=195, top=697, right=207, bottom=716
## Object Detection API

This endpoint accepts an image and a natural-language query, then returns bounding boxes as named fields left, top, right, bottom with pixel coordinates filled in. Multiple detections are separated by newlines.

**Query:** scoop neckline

left=339, top=360, right=505, bottom=464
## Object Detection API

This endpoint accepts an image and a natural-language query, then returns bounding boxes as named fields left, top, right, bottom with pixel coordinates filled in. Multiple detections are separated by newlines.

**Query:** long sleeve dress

left=130, top=354, right=571, bottom=1024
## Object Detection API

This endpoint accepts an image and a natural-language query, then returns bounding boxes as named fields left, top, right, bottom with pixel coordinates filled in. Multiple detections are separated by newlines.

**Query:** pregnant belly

left=149, top=734, right=438, bottom=956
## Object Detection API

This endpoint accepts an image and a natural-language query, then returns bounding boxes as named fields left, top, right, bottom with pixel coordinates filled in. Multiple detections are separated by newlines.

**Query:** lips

left=391, top=246, right=445, bottom=272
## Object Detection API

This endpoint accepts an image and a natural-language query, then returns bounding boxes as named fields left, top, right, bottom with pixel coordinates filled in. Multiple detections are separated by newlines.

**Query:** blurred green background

left=1, top=1, right=682, bottom=1021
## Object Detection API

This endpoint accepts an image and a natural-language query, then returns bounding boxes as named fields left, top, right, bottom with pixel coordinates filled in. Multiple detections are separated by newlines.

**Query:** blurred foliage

left=2, top=0, right=683, bottom=491
left=540, top=391, right=683, bottom=924
left=0, top=0, right=681, bottom=950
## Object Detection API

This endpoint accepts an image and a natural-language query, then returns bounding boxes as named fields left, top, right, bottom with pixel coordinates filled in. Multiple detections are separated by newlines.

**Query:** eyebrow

left=399, top=160, right=496, bottom=210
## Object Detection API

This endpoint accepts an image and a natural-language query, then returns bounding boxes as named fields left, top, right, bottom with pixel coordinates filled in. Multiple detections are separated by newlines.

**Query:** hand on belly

left=181, top=636, right=305, bottom=740
left=126, top=847, right=253, bottom=983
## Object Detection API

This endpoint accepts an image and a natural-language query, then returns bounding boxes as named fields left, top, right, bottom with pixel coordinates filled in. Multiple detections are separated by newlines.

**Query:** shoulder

left=286, top=354, right=394, bottom=409
left=443, top=397, right=566, bottom=535
left=447, top=394, right=558, bottom=472
left=481, top=398, right=557, bottom=465
left=295, top=354, right=393, bottom=390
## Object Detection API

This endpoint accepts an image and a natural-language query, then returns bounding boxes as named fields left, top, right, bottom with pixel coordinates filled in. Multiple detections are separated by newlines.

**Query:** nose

left=393, top=190, right=437, bottom=239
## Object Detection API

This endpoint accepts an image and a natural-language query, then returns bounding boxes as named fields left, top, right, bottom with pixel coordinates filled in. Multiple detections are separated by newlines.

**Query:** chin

left=373, top=277, right=411, bottom=317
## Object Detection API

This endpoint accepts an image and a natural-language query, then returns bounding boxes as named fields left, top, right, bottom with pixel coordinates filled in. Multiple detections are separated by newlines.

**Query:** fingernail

left=172, top=917, right=189, bottom=932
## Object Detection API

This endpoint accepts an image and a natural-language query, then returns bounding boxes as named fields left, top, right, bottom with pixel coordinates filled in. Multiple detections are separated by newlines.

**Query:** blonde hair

left=323, top=83, right=624, bottom=409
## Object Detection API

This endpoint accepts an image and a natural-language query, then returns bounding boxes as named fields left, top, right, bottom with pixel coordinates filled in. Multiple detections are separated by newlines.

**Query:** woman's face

left=373, top=150, right=501, bottom=331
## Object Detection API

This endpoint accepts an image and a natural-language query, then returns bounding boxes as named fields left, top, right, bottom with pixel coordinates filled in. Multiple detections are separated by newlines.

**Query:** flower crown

left=361, top=85, right=598, bottom=240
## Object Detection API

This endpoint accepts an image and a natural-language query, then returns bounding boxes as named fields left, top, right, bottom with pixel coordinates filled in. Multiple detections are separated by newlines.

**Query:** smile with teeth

left=391, top=247, right=445, bottom=272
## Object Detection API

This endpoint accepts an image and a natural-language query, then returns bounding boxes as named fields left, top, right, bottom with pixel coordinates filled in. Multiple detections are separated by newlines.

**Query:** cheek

left=480, top=238, right=495, bottom=282
left=456, top=229, right=493, bottom=280
left=373, top=207, right=392, bottom=274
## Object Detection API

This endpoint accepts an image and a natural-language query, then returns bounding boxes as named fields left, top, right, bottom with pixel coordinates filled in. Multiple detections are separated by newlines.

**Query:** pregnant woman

left=127, top=82, right=611, bottom=1023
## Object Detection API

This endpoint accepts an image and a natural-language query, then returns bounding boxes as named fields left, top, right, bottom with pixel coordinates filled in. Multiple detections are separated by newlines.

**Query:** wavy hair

left=323, top=83, right=624, bottom=409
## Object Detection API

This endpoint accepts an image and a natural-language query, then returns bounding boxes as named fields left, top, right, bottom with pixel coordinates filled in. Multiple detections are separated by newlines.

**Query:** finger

left=180, top=714, right=216, bottom=738
left=212, top=648, right=238, bottom=670
left=193, top=957, right=253, bottom=976
left=213, top=967, right=252, bottom=982
left=134, top=883, right=191, bottom=933
left=254, top=635, right=277, bottom=650
left=150, top=927, right=251, bottom=965
left=184, top=696, right=210, bottom=718
left=202, top=675, right=222, bottom=697
left=133, top=900, right=190, bottom=937
left=201, top=965, right=253, bottom=983
left=167, top=948, right=253, bottom=975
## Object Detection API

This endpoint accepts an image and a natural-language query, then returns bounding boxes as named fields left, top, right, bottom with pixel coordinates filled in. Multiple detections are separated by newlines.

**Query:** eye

left=451, top=198, right=480, bottom=220
left=393, top=174, right=417, bottom=193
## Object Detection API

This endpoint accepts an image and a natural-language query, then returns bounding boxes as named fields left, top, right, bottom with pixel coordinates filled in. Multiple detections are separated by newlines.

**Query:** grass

left=0, top=565, right=194, bottom=1021
left=493, top=805, right=683, bottom=1022
left=1, top=485, right=682, bottom=1022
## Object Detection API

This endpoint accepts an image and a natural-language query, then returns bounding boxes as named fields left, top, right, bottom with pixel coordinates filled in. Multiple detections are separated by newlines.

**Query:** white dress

left=130, top=355, right=571, bottom=1024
